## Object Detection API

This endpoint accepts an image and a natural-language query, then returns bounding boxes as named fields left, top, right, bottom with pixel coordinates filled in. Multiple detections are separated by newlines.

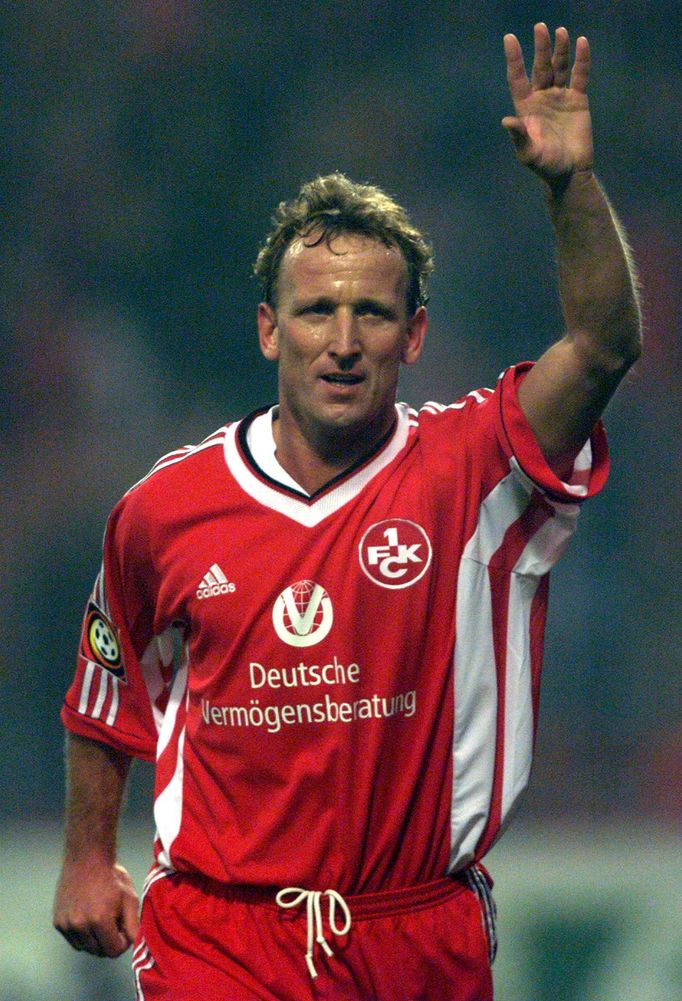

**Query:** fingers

left=506, top=23, right=589, bottom=94
left=53, top=862, right=139, bottom=958
left=531, top=22, right=554, bottom=89
left=55, top=906, right=134, bottom=957
left=570, top=35, right=590, bottom=93
left=503, top=33, right=531, bottom=103
left=55, top=917, right=131, bottom=957
left=552, top=26, right=570, bottom=87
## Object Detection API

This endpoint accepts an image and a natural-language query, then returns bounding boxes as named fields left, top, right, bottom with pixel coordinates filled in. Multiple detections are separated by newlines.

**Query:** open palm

left=503, top=23, right=593, bottom=181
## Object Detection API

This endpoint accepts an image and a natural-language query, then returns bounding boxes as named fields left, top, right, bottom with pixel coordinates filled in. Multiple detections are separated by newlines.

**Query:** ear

left=401, top=306, right=427, bottom=365
left=257, top=302, right=279, bottom=361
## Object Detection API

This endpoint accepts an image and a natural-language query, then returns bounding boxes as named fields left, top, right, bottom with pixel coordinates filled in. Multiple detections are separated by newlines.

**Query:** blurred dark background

left=1, top=0, right=679, bottom=833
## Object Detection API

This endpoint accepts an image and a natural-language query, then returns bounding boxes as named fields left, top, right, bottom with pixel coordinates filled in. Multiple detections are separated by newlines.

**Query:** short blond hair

left=254, top=173, right=433, bottom=314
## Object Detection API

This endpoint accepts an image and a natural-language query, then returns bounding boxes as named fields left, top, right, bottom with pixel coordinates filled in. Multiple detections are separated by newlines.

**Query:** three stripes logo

left=196, top=563, right=236, bottom=600
left=464, top=865, right=498, bottom=965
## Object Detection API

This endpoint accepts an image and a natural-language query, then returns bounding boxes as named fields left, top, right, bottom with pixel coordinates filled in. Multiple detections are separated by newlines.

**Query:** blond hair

left=254, top=173, right=433, bottom=314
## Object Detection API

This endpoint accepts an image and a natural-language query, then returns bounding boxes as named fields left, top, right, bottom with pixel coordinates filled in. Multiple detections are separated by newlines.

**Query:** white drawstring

left=275, top=887, right=352, bottom=979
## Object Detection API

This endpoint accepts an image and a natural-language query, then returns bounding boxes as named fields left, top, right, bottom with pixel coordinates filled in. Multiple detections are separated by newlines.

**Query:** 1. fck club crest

left=359, top=519, right=432, bottom=589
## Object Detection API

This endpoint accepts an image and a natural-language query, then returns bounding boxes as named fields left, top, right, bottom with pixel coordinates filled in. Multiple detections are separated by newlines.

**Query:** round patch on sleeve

left=81, top=602, right=126, bottom=680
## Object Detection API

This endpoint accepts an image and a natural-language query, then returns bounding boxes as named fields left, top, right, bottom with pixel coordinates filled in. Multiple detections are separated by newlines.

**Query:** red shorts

left=133, top=867, right=496, bottom=1000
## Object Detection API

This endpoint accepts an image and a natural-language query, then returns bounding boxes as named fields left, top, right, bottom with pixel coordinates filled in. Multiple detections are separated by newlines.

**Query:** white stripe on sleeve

left=78, top=663, right=96, bottom=715
left=106, top=676, right=120, bottom=726
left=91, top=669, right=109, bottom=720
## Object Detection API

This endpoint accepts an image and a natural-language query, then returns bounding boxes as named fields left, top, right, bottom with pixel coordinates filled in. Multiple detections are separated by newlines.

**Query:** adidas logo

left=197, top=564, right=236, bottom=600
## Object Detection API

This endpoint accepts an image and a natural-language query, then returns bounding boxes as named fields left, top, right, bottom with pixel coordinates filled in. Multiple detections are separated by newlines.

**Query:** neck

left=271, top=408, right=396, bottom=495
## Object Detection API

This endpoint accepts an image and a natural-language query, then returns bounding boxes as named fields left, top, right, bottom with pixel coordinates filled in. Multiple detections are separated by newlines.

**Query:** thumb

left=120, top=890, right=140, bottom=947
left=501, top=116, right=530, bottom=155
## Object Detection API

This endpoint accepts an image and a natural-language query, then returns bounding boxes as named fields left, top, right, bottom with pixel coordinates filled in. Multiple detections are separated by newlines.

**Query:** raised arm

left=53, top=733, right=139, bottom=957
left=502, top=23, right=642, bottom=471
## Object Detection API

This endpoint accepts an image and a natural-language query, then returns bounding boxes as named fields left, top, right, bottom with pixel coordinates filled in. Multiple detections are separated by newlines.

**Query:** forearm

left=546, top=170, right=642, bottom=371
left=62, top=732, right=132, bottom=864
left=55, top=734, right=139, bottom=956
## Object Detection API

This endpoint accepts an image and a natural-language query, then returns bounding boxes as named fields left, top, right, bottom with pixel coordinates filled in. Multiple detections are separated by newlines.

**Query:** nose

left=328, top=309, right=360, bottom=364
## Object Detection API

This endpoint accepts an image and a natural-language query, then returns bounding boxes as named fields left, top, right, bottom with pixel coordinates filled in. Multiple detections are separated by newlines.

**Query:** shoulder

left=402, top=367, right=538, bottom=494
left=409, top=364, right=545, bottom=438
left=410, top=364, right=609, bottom=503
left=404, top=381, right=500, bottom=448
left=125, top=423, right=232, bottom=498
left=415, top=386, right=497, bottom=423
left=107, top=422, right=234, bottom=541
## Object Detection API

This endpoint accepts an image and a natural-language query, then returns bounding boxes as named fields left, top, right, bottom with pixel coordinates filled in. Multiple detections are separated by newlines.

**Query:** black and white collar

left=224, top=404, right=411, bottom=526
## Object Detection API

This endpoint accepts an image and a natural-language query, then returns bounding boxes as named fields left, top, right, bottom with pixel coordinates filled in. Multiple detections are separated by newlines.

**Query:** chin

left=316, top=404, right=388, bottom=438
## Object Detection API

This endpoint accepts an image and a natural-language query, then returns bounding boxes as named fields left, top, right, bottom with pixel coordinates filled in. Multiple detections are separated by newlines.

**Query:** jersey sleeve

left=419, top=360, right=610, bottom=589
left=495, top=362, right=609, bottom=501
left=61, top=492, right=173, bottom=761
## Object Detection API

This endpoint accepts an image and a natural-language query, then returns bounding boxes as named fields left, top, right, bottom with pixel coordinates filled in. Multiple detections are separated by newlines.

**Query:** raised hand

left=502, top=23, right=593, bottom=183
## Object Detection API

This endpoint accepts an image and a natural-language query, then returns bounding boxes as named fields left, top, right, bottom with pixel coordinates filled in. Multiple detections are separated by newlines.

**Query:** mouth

left=320, top=373, right=364, bottom=386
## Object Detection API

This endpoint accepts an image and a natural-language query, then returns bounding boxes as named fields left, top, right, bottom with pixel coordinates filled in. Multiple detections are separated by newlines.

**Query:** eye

left=298, top=302, right=334, bottom=317
left=357, top=302, right=394, bottom=320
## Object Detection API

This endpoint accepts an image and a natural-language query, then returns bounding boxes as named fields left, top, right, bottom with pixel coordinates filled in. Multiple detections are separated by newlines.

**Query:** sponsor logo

left=272, top=580, right=333, bottom=648
left=80, top=602, right=126, bottom=680
left=359, top=519, right=432, bottom=589
left=197, top=563, right=236, bottom=600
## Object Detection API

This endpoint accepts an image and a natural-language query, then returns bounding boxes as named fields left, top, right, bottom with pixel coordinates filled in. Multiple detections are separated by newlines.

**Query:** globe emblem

left=281, top=580, right=323, bottom=634
left=272, top=579, right=334, bottom=647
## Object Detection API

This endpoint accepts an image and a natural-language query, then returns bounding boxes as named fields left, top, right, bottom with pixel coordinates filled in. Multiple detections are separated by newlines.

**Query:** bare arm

left=53, top=733, right=140, bottom=957
left=503, top=24, right=642, bottom=470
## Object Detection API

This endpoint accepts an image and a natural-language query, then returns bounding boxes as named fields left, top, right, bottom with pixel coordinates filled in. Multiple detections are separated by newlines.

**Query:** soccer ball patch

left=81, top=602, right=126, bottom=680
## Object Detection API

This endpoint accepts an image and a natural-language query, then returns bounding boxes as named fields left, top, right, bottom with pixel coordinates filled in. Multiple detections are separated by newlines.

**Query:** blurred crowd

left=2, top=0, right=679, bottom=825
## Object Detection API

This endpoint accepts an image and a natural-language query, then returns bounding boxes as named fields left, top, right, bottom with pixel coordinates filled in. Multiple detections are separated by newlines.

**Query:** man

left=54, top=24, right=641, bottom=1001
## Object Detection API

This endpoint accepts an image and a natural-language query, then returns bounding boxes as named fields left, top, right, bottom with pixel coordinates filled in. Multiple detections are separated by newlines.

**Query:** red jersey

left=62, top=364, right=608, bottom=894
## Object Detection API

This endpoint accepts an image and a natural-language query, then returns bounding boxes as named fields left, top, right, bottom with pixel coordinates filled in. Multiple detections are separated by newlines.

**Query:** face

left=257, top=233, right=427, bottom=447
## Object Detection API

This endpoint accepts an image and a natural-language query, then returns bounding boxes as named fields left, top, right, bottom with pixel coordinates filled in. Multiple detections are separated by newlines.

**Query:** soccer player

left=53, top=24, right=641, bottom=1000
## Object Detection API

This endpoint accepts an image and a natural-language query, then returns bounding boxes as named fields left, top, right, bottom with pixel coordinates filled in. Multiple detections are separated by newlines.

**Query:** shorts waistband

left=338, top=875, right=468, bottom=919
left=177, top=870, right=473, bottom=920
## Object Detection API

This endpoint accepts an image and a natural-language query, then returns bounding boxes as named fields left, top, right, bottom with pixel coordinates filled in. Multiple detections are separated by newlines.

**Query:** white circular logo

left=359, top=519, right=432, bottom=589
left=272, top=580, right=334, bottom=647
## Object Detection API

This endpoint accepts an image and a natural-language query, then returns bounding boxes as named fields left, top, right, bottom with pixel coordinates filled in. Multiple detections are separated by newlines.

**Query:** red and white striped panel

left=449, top=460, right=582, bottom=870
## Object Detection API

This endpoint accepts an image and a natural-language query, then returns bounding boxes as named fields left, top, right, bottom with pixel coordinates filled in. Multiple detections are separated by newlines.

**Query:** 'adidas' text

left=197, top=564, right=236, bottom=600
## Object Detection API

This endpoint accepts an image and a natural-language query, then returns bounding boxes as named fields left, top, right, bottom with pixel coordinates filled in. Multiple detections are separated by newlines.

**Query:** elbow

left=571, top=321, right=642, bottom=381
left=568, top=279, right=644, bottom=374
left=606, top=332, right=642, bottom=377
left=612, top=293, right=644, bottom=371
